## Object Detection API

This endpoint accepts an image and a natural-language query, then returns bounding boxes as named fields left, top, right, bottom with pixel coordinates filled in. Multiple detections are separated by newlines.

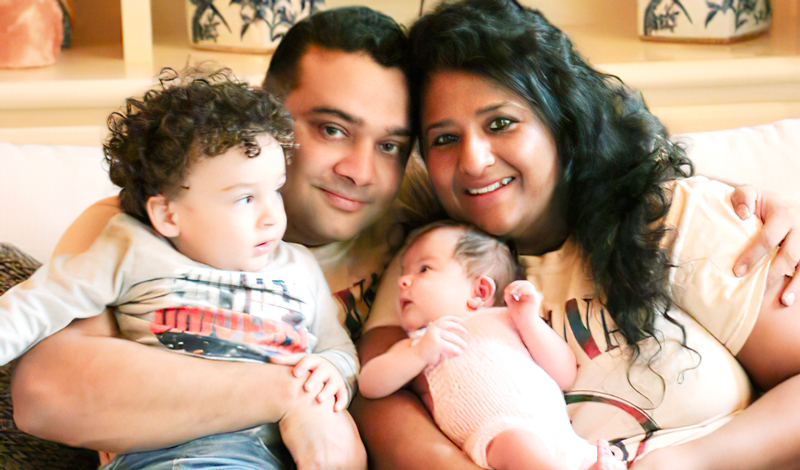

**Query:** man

left=10, top=7, right=411, bottom=470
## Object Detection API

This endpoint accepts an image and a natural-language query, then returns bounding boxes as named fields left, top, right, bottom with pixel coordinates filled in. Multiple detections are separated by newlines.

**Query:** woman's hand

left=731, top=185, right=800, bottom=306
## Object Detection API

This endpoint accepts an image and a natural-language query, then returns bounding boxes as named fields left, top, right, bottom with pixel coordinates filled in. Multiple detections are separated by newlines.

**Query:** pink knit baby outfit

left=423, top=309, right=597, bottom=469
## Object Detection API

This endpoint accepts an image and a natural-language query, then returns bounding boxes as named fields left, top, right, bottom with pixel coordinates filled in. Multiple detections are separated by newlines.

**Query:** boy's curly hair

left=105, top=68, right=294, bottom=225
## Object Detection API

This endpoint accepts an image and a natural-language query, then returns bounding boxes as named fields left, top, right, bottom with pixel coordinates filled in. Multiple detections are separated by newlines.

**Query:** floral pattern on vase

left=638, top=0, right=771, bottom=43
left=187, top=0, right=324, bottom=53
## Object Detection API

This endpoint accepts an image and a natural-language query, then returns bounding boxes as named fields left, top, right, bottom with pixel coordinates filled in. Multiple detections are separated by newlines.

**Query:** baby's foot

left=588, top=440, right=625, bottom=470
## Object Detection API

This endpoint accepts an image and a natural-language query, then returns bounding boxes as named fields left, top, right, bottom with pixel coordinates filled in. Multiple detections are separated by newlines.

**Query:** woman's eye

left=488, top=118, right=513, bottom=131
left=431, top=134, right=457, bottom=147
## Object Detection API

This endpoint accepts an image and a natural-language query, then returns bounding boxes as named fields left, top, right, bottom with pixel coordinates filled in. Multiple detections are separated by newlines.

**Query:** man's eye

left=323, top=126, right=345, bottom=138
left=431, top=134, right=457, bottom=146
left=378, top=142, right=399, bottom=155
left=488, top=118, right=513, bottom=131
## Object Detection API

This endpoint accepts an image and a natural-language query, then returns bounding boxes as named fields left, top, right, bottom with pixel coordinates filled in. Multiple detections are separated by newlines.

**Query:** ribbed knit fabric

left=425, top=310, right=596, bottom=469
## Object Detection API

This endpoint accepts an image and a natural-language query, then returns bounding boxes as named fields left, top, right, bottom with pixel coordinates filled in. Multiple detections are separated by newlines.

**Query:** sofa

left=0, top=117, right=799, bottom=468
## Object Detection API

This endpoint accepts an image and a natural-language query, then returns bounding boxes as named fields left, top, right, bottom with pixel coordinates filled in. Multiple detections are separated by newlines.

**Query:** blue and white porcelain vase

left=638, top=0, right=771, bottom=43
left=187, top=0, right=324, bottom=53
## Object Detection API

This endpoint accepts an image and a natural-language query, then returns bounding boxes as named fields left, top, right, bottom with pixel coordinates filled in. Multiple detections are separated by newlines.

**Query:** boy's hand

left=412, top=316, right=470, bottom=367
left=504, top=280, right=544, bottom=325
left=270, top=353, right=349, bottom=412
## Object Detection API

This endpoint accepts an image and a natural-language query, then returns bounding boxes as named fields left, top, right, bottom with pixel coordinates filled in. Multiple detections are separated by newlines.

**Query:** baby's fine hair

left=104, top=67, right=294, bottom=226
left=403, top=220, right=520, bottom=305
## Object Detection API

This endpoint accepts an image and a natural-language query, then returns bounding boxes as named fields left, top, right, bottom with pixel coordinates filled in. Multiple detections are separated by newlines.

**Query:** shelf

left=0, top=0, right=798, bottom=145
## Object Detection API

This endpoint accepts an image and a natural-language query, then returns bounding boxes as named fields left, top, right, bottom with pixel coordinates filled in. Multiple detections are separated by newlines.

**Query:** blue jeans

left=101, top=428, right=294, bottom=470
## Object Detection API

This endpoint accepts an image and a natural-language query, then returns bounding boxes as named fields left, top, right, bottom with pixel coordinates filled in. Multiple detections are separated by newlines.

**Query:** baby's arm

left=505, top=280, right=578, bottom=390
left=360, top=316, right=469, bottom=399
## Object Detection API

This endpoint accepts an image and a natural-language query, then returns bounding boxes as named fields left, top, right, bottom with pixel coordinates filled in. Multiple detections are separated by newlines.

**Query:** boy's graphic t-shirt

left=0, top=214, right=358, bottom=414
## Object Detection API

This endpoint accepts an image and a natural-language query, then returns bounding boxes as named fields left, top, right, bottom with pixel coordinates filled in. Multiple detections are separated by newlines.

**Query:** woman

left=353, top=0, right=800, bottom=468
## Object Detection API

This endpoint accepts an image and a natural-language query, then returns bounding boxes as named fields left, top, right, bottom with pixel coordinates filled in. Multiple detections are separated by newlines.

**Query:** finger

left=781, top=269, right=800, bottom=307
left=736, top=216, right=791, bottom=278
left=730, top=185, right=759, bottom=220
left=435, top=319, right=469, bottom=336
left=315, top=376, right=337, bottom=403
left=304, top=368, right=330, bottom=394
left=438, top=329, right=470, bottom=349
left=333, top=388, right=348, bottom=412
left=268, top=352, right=305, bottom=366
left=292, top=355, right=321, bottom=378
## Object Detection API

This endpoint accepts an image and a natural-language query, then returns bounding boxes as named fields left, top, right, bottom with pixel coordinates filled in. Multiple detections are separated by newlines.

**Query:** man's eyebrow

left=387, top=126, right=412, bottom=138
left=308, top=106, right=362, bottom=125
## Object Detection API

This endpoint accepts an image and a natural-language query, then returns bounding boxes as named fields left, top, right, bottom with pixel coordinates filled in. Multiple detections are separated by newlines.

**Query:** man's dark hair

left=263, top=6, right=409, bottom=97
left=105, top=68, right=293, bottom=226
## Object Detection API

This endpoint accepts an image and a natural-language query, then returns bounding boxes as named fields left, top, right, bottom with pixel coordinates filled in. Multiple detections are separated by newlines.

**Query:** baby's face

left=398, top=227, right=475, bottom=332
left=168, top=134, right=287, bottom=272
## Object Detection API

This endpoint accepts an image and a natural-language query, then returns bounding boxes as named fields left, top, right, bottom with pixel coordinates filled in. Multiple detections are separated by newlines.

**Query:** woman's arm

left=633, top=276, right=800, bottom=470
left=353, top=326, right=481, bottom=470
left=8, top=199, right=323, bottom=456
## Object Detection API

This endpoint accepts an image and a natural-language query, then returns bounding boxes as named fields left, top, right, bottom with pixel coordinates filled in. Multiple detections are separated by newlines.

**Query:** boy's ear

left=468, top=275, right=497, bottom=309
left=146, top=195, right=180, bottom=238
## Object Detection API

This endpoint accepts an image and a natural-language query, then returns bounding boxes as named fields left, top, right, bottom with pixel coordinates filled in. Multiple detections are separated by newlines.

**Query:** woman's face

left=420, top=71, right=566, bottom=253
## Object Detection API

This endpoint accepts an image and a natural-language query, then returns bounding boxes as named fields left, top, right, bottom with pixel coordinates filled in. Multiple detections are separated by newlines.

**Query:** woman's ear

left=146, top=195, right=180, bottom=238
left=468, top=275, right=497, bottom=309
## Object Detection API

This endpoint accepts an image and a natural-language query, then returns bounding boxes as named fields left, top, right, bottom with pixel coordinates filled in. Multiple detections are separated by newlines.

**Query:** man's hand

left=270, top=353, right=349, bottom=412
left=730, top=185, right=800, bottom=306
left=279, top=394, right=367, bottom=470
left=412, top=316, right=470, bottom=367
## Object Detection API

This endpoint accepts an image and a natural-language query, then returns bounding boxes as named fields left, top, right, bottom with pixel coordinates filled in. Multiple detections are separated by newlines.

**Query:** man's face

left=280, top=45, right=411, bottom=247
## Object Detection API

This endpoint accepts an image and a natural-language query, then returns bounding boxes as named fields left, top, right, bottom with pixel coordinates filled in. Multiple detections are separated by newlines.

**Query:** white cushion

left=676, top=118, right=800, bottom=196
left=0, top=118, right=798, bottom=262
left=0, top=142, right=118, bottom=261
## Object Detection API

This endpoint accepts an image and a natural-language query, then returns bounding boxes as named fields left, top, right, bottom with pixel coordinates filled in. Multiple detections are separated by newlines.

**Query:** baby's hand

left=504, top=280, right=544, bottom=324
left=413, top=316, right=470, bottom=367
left=270, top=353, right=349, bottom=412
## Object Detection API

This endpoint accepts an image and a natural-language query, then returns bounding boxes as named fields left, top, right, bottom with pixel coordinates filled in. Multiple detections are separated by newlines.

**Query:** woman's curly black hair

left=105, top=68, right=294, bottom=226
left=408, top=0, right=694, bottom=364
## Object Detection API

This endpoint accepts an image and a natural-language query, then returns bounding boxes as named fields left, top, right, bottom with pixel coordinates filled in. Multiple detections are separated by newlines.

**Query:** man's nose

left=334, top=139, right=375, bottom=186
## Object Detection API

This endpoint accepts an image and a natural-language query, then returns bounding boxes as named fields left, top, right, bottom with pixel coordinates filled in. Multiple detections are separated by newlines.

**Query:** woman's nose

left=458, top=133, right=495, bottom=176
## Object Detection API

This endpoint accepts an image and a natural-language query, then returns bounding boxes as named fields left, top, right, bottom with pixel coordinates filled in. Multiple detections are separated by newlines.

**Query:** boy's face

left=169, top=134, right=287, bottom=272
left=280, top=46, right=411, bottom=247
left=397, top=227, right=474, bottom=332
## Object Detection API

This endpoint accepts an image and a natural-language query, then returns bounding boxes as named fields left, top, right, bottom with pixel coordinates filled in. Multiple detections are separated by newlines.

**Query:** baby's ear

left=470, top=275, right=497, bottom=309
left=146, top=195, right=180, bottom=238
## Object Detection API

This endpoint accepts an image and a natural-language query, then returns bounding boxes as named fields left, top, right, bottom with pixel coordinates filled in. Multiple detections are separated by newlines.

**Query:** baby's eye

left=420, top=265, right=430, bottom=273
left=236, top=195, right=254, bottom=205
left=488, top=118, right=513, bottom=132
